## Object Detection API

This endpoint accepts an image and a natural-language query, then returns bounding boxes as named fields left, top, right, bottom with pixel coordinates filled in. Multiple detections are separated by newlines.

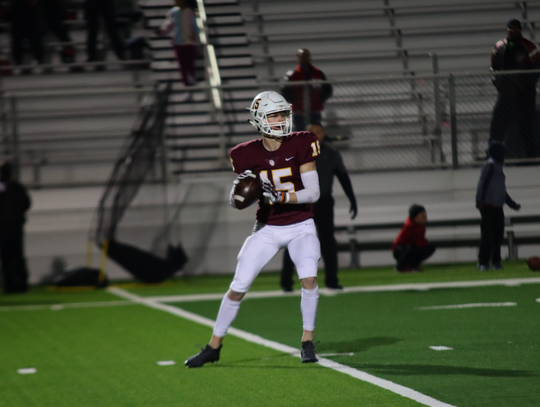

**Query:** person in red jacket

left=281, top=49, right=333, bottom=132
left=392, top=204, right=436, bottom=272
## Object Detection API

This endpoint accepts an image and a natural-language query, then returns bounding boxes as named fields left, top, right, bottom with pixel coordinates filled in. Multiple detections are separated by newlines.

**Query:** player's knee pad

left=291, top=233, right=320, bottom=278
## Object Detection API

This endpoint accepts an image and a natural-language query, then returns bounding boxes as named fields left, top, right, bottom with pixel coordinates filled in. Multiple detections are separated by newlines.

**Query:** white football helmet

left=248, top=91, right=292, bottom=137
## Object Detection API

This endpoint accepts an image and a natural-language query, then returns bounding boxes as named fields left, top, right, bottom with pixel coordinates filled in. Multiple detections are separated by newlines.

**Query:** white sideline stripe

left=144, top=277, right=540, bottom=303
left=430, top=346, right=453, bottom=351
left=418, top=302, right=517, bottom=310
left=0, top=300, right=134, bottom=312
left=107, top=287, right=457, bottom=407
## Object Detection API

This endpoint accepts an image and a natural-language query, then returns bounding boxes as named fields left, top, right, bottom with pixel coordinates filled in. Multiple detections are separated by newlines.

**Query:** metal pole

left=448, top=75, right=458, bottom=169
left=347, top=226, right=360, bottom=268
left=159, top=87, right=172, bottom=244
left=10, top=96, right=20, bottom=179
left=303, top=83, right=310, bottom=131
left=430, top=53, right=444, bottom=163
left=0, top=91, right=7, bottom=157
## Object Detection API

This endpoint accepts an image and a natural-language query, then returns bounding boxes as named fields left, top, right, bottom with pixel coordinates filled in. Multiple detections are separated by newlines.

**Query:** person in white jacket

left=155, top=0, right=199, bottom=86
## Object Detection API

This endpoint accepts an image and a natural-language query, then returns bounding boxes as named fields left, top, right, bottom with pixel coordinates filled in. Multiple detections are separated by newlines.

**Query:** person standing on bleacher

left=155, top=0, right=199, bottom=87
left=281, top=122, right=357, bottom=291
left=476, top=141, right=521, bottom=271
left=41, top=0, right=76, bottom=63
left=281, top=49, right=333, bottom=132
left=489, top=19, right=540, bottom=159
left=85, top=0, right=125, bottom=62
left=9, top=0, right=44, bottom=65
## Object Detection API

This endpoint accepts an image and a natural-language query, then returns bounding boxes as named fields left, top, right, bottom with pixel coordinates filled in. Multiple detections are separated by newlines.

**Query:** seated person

left=392, top=204, right=436, bottom=272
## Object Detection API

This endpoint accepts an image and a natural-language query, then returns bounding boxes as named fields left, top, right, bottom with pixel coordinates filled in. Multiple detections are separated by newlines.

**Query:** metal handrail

left=195, top=0, right=227, bottom=167
left=241, top=0, right=520, bottom=17
left=3, top=86, right=152, bottom=99
left=0, top=59, right=152, bottom=72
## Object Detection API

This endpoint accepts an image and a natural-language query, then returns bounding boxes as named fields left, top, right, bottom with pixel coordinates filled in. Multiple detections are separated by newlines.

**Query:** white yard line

left=418, top=302, right=517, bottom=310
left=0, top=300, right=134, bottom=312
left=430, top=346, right=453, bottom=351
left=107, top=286, right=457, bottom=407
left=144, top=277, right=540, bottom=303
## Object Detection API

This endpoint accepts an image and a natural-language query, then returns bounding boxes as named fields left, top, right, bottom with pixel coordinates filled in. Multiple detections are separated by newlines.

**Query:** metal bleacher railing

left=0, top=60, right=153, bottom=187
left=280, top=70, right=540, bottom=172
left=194, top=0, right=228, bottom=167
left=240, top=0, right=540, bottom=79
left=2, top=69, right=540, bottom=187
left=164, top=69, right=540, bottom=175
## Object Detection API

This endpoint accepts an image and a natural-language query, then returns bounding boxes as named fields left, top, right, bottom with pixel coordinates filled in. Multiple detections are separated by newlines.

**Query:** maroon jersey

left=230, top=131, right=320, bottom=225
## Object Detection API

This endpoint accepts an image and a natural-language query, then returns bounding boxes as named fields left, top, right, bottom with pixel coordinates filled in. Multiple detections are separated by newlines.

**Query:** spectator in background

left=489, top=19, right=540, bottom=159
left=0, top=162, right=31, bottom=294
left=40, top=0, right=76, bottom=63
left=281, top=122, right=357, bottom=291
left=9, top=0, right=44, bottom=65
left=476, top=141, right=521, bottom=271
left=155, top=0, right=199, bottom=87
left=392, top=204, right=436, bottom=273
left=85, top=0, right=125, bottom=62
left=282, top=49, right=333, bottom=132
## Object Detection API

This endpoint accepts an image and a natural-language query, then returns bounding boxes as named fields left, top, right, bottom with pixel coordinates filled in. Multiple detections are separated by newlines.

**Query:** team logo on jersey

left=268, top=159, right=275, bottom=166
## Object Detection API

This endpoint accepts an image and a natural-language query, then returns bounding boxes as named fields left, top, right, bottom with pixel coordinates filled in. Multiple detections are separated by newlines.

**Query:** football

left=233, top=172, right=262, bottom=210
left=526, top=256, right=540, bottom=271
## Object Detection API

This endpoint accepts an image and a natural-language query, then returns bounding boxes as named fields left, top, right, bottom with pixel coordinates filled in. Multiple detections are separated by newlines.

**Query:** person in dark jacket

left=476, top=141, right=521, bottom=270
left=9, top=0, right=44, bottom=65
left=85, top=0, right=125, bottom=62
left=281, top=122, right=357, bottom=290
left=0, top=162, right=31, bottom=293
left=489, top=19, right=540, bottom=159
left=392, top=204, right=436, bottom=273
left=281, top=49, right=333, bottom=132
left=42, top=0, right=76, bottom=63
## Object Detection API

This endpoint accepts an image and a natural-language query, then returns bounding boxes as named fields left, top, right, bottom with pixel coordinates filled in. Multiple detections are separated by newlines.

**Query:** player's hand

left=261, top=178, right=286, bottom=204
left=233, top=170, right=253, bottom=186
left=350, top=203, right=358, bottom=220
left=515, top=203, right=521, bottom=211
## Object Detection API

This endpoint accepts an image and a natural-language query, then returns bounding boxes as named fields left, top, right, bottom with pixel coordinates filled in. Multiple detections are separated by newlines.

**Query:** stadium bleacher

left=242, top=0, right=539, bottom=78
left=1, top=0, right=540, bottom=282
left=0, top=0, right=153, bottom=187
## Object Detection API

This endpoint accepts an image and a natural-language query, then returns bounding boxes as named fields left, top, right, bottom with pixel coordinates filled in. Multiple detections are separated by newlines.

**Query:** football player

left=185, top=91, right=321, bottom=367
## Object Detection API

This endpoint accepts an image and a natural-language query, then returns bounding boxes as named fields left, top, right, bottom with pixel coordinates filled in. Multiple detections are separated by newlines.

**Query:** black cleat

left=185, top=345, right=222, bottom=368
left=301, top=340, right=318, bottom=363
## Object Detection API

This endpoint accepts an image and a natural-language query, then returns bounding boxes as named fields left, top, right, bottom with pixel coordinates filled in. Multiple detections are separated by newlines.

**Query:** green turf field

left=1, top=261, right=539, bottom=407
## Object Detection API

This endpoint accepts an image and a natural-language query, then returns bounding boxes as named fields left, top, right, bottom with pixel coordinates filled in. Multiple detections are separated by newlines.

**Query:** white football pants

left=230, top=218, right=321, bottom=293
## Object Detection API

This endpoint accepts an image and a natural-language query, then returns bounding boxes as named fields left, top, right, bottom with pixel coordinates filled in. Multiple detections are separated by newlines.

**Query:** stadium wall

left=25, top=166, right=540, bottom=284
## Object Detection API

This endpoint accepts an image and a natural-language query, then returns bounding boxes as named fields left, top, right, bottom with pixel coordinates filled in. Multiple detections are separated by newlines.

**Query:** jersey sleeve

left=229, top=144, right=249, bottom=174
left=297, top=132, right=320, bottom=165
